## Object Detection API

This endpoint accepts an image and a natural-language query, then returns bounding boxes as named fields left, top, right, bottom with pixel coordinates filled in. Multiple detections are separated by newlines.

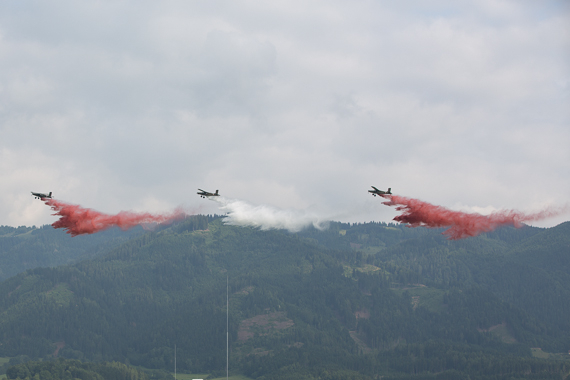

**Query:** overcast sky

left=1, top=0, right=569, bottom=228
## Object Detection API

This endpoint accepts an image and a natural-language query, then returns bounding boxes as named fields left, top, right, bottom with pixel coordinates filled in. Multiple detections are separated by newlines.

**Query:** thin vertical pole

left=226, top=275, right=230, bottom=380
left=174, top=344, right=176, bottom=380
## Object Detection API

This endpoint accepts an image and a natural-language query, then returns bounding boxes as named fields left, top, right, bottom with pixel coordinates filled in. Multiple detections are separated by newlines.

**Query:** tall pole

left=226, top=276, right=229, bottom=380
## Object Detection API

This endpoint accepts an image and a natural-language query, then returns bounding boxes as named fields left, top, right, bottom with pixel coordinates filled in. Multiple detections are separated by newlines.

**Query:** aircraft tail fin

left=48, top=192, right=52, bottom=197
left=387, top=188, right=391, bottom=194
left=215, top=190, right=219, bottom=195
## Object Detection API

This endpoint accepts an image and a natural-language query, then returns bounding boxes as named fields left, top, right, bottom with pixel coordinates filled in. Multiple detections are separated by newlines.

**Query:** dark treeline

left=6, top=357, right=173, bottom=380
left=0, top=217, right=569, bottom=379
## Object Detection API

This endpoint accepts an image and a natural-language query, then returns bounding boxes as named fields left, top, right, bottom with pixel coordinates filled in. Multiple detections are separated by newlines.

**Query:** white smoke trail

left=211, top=197, right=330, bottom=232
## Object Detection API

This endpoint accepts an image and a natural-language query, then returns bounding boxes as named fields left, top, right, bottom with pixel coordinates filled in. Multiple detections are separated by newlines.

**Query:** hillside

left=0, top=224, right=147, bottom=282
left=0, top=217, right=569, bottom=379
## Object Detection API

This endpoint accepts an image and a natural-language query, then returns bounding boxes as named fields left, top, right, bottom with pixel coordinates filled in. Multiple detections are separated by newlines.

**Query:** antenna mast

left=226, top=275, right=230, bottom=380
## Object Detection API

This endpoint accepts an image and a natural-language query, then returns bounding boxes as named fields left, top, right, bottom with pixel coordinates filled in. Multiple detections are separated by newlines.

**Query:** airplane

left=31, top=191, right=52, bottom=199
left=197, top=189, right=220, bottom=198
left=368, top=186, right=391, bottom=197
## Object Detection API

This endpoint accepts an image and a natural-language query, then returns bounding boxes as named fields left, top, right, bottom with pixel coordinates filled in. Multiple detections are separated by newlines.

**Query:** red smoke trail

left=45, top=199, right=186, bottom=236
left=380, top=195, right=566, bottom=239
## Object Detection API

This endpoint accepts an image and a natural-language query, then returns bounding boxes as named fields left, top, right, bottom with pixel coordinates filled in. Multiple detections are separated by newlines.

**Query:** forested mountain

left=0, top=224, right=147, bottom=282
left=0, top=217, right=569, bottom=379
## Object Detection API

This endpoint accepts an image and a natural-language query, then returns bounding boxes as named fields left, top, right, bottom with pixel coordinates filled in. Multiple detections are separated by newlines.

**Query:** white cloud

left=213, top=196, right=329, bottom=232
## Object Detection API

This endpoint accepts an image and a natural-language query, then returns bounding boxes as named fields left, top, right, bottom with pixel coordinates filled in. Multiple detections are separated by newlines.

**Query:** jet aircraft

left=368, top=186, right=391, bottom=197
left=197, top=189, right=220, bottom=198
left=31, top=191, right=52, bottom=199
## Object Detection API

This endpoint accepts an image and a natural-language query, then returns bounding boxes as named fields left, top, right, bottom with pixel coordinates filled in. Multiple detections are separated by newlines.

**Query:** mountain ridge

left=0, top=217, right=569, bottom=379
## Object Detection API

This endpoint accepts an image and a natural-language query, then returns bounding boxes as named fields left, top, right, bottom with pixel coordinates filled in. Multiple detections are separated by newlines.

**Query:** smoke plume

left=45, top=199, right=186, bottom=236
left=212, top=197, right=329, bottom=232
left=380, top=195, right=566, bottom=239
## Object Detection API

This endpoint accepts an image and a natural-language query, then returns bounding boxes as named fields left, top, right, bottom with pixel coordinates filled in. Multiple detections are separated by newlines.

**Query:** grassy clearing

left=531, top=348, right=570, bottom=361
left=359, top=246, right=384, bottom=256
left=531, top=348, right=550, bottom=359
left=343, top=263, right=385, bottom=278
left=393, top=286, right=446, bottom=313
left=488, top=324, right=516, bottom=344
left=356, top=264, right=382, bottom=273
left=173, top=374, right=209, bottom=380
left=0, top=356, right=9, bottom=379
left=45, top=283, right=75, bottom=306
left=173, top=375, right=253, bottom=380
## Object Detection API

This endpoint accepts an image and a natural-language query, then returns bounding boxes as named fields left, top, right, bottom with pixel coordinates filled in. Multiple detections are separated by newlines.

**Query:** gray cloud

left=0, top=0, right=568, bottom=228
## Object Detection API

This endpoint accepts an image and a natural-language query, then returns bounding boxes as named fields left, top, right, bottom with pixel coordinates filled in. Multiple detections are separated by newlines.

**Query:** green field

left=531, top=348, right=570, bottom=361
left=0, top=356, right=9, bottom=380
left=173, top=375, right=253, bottom=380
left=487, top=323, right=517, bottom=344
left=173, top=374, right=209, bottom=380
left=393, top=286, right=447, bottom=313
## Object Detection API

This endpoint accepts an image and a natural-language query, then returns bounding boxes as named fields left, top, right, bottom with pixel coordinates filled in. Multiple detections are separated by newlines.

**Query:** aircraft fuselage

left=197, top=189, right=220, bottom=198
left=369, top=187, right=391, bottom=196
left=31, top=191, right=52, bottom=199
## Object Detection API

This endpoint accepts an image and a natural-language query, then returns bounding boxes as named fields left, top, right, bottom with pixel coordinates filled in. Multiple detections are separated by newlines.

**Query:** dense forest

left=5, top=357, right=172, bottom=380
left=0, top=216, right=569, bottom=379
left=0, top=224, right=146, bottom=282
